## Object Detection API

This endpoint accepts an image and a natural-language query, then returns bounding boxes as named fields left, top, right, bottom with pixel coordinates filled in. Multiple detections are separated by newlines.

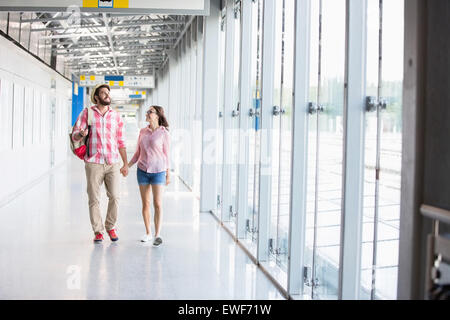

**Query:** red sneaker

left=94, top=233, right=104, bottom=243
left=107, top=229, right=119, bottom=242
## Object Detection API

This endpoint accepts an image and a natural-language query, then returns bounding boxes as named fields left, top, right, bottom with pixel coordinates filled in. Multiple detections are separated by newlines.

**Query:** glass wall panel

left=0, top=12, right=8, bottom=33
left=216, top=9, right=227, bottom=218
left=38, top=31, right=47, bottom=61
left=304, top=0, right=320, bottom=299
left=361, top=0, right=380, bottom=299
left=189, top=32, right=196, bottom=187
left=8, top=12, right=20, bottom=41
left=193, top=22, right=204, bottom=197
left=230, top=0, right=242, bottom=226
left=247, top=0, right=263, bottom=243
left=304, top=0, right=346, bottom=300
left=29, top=15, right=39, bottom=56
left=19, top=12, right=31, bottom=50
left=315, top=0, right=345, bottom=299
left=57, top=55, right=65, bottom=75
left=268, top=0, right=295, bottom=271
left=377, top=0, right=403, bottom=300
left=277, top=0, right=295, bottom=269
left=269, top=0, right=283, bottom=263
left=361, top=0, right=404, bottom=300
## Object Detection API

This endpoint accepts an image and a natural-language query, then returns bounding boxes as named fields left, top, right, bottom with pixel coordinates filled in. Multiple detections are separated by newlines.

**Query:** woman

left=127, top=105, right=170, bottom=247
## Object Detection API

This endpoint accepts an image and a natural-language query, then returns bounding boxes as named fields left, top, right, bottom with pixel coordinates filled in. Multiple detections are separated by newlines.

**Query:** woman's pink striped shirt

left=131, top=126, right=170, bottom=173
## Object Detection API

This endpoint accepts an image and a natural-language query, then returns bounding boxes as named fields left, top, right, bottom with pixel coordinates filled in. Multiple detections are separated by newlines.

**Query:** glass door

left=268, top=0, right=295, bottom=271
left=216, top=7, right=227, bottom=218
left=304, top=0, right=346, bottom=299
left=269, top=0, right=283, bottom=263
left=277, top=0, right=295, bottom=269
left=230, top=0, right=242, bottom=227
left=361, top=0, right=404, bottom=300
left=246, top=0, right=263, bottom=243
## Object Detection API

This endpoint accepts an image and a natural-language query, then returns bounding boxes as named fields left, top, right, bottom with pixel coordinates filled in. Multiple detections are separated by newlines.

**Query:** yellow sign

left=135, top=91, right=139, bottom=95
left=80, top=75, right=85, bottom=81
left=90, top=75, right=96, bottom=81
left=109, top=81, right=115, bottom=86
left=83, top=0, right=129, bottom=8
left=119, top=81, right=124, bottom=86
left=142, top=91, right=146, bottom=95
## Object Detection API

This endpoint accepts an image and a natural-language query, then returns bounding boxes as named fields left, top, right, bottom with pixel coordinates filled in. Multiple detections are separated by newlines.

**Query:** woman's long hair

left=151, top=105, right=169, bottom=130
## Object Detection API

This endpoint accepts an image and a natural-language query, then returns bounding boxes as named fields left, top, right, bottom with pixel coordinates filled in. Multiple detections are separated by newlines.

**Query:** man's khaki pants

left=85, top=162, right=120, bottom=234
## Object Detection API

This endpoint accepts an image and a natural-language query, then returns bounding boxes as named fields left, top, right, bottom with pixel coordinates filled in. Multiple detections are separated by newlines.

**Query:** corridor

left=0, top=158, right=284, bottom=300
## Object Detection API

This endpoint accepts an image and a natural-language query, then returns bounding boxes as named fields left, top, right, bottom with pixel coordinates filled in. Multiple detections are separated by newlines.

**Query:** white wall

left=0, top=35, right=72, bottom=203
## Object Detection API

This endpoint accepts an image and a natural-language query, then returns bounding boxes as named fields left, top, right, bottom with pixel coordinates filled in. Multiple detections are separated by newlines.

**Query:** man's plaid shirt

left=72, top=105, right=126, bottom=164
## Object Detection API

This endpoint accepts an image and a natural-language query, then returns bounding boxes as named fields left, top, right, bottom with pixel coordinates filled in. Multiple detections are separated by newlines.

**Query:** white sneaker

left=141, top=234, right=152, bottom=242
left=153, top=236, right=163, bottom=247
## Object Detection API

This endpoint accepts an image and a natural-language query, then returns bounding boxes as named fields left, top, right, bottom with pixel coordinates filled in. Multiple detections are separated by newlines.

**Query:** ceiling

left=30, top=11, right=191, bottom=77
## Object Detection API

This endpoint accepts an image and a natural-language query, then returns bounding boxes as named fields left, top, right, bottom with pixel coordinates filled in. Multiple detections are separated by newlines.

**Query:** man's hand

left=80, top=128, right=89, bottom=137
left=120, top=165, right=129, bottom=177
left=75, top=128, right=88, bottom=140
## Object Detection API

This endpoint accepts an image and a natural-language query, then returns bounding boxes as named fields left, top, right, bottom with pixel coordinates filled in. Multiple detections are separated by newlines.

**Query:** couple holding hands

left=71, top=84, right=170, bottom=247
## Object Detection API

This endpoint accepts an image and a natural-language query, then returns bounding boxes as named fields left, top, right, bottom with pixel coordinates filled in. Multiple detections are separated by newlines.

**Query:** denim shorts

left=137, top=168, right=166, bottom=185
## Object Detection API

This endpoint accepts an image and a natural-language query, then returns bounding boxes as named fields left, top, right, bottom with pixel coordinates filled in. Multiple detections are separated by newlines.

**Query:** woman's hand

left=166, top=171, right=171, bottom=186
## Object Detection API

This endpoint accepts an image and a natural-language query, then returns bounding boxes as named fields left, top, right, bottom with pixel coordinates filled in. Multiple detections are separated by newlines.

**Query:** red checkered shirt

left=72, top=105, right=126, bottom=164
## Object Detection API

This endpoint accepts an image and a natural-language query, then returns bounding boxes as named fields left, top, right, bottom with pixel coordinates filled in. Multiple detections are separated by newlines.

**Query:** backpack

left=69, top=107, right=94, bottom=160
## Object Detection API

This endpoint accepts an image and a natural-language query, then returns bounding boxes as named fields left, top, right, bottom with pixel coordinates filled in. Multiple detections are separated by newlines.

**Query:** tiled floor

left=0, top=158, right=285, bottom=300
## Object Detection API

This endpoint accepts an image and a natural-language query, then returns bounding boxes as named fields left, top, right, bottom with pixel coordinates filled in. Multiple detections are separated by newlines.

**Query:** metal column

left=287, top=0, right=311, bottom=296
left=339, top=0, right=367, bottom=300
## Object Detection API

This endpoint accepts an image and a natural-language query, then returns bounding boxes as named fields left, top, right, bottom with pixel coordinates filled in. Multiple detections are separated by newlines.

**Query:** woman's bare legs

left=151, top=184, right=164, bottom=238
left=139, top=184, right=152, bottom=235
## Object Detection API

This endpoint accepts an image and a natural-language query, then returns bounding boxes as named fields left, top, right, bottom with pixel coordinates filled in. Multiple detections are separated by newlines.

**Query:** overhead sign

left=0, top=0, right=209, bottom=15
left=129, top=91, right=147, bottom=99
left=83, top=0, right=129, bottom=9
left=79, top=75, right=154, bottom=88
left=124, top=76, right=154, bottom=88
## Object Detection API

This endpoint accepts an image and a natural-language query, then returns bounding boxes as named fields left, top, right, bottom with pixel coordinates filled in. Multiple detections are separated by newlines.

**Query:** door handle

left=308, top=102, right=324, bottom=114
left=366, top=96, right=387, bottom=112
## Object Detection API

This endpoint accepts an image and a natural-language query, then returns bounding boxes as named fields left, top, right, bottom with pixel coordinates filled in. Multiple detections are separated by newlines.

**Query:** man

left=72, top=84, right=129, bottom=243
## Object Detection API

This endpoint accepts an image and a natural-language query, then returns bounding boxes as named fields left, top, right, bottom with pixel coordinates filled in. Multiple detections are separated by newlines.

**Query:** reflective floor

left=0, top=158, right=285, bottom=300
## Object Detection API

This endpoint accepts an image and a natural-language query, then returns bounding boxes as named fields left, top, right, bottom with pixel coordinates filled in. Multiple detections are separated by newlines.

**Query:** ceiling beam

left=21, top=13, right=168, bottom=23
left=72, top=65, right=158, bottom=72
left=63, top=53, right=164, bottom=60
left=40, top=29, right=180, bottom=40
left=31, top=20, right=182, bottom=32
left=102, top=13, right=119, bottom=75
left=54, top=35, right=177, bottom=46
left=53, top=41, right=174, bottom=52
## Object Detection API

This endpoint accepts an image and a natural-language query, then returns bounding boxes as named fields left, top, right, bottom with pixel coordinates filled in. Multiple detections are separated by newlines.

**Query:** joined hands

left=120, top=165, right=128, bottom=177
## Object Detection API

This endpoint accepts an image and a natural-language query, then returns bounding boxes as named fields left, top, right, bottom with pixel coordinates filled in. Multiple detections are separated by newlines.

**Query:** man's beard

left=97, top=96, right=111, bottom=106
